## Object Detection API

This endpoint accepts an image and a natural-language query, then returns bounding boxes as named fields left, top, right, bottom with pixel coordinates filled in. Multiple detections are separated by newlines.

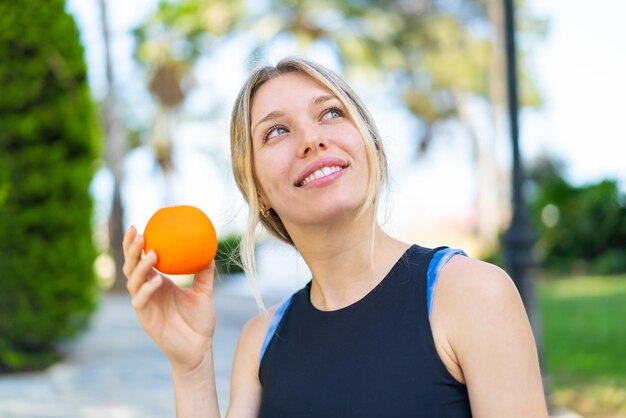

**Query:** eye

left=321, top=106, right=345, bottom=121
left=264, top=125, right=288, bottom=142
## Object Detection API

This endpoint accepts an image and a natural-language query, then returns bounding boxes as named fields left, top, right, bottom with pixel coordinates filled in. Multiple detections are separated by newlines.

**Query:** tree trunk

left=108, top=180, right=126, bottom=291
left=99, top=0, right=128, bottom=291
left=452, top=89, right=501, bottom=253
left=487, top=0, right=513, bottom=237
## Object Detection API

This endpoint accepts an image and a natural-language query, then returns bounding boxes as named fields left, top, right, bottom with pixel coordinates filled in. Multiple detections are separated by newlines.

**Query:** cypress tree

left=0, top=0, right=99, bottom=371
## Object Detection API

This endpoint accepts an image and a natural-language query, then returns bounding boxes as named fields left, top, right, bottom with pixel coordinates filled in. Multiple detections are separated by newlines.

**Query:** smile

left=299, top=165, right=345, bottom=187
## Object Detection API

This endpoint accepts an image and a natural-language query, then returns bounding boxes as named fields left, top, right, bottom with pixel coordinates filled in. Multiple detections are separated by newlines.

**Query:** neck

left=285, top=207, right=409, bottom=311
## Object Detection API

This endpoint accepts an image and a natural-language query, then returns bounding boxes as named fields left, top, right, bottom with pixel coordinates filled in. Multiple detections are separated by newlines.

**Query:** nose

left=297, top=123, right=328, bottom=157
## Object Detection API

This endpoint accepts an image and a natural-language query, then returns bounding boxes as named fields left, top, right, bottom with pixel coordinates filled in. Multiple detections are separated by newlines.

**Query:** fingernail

left=147, top=250, right=157, bottom=261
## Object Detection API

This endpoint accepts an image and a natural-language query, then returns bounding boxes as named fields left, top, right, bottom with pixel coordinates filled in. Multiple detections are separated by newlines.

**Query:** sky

left=66, top=0, right=626, bottom=249
left=523, top=0, right=626, bottom=187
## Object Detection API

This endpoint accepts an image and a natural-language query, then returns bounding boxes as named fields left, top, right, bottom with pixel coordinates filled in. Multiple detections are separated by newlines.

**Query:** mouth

left=295, top=160, right=349, bottom=187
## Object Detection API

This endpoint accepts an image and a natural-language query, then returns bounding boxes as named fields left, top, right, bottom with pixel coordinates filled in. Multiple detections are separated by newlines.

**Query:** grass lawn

left=539, top=274, right=626, bottom=417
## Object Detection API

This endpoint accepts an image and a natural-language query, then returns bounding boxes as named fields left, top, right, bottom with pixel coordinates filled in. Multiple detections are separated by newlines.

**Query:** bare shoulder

left=434, top=255, right=529, bottom=353
left=238, top=303, right=280, bottom=362
left=225, top=304, right=280, bottom=417
left=430, top=256, right=521, bottom=380
left=432, top=255, right=548, bottom=417
left=437, top=255, right=521, bottom=310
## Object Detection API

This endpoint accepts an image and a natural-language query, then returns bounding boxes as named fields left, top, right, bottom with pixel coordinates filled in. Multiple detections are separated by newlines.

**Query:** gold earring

left=260, top=204, right=270, bottom=218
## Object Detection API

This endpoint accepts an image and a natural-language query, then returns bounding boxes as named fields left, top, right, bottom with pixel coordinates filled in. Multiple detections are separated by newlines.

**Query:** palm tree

left=98, top=0, right=127, bottom=291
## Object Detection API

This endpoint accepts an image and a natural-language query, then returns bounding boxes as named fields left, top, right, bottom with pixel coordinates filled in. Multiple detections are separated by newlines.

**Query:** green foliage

left=0, top=1, right=99, bottom=372
left=134, top=0, right=546, bottom=156
left=133, top=0, right=245, bottom=65
left=527, top=156, right=626, bottom=275
left=215, top=234, right=244, bottom=275
left=258, top=0, right=545, bottom=155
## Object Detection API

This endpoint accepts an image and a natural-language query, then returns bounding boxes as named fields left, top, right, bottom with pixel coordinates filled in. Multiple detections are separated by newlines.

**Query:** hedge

left=0, top=1, right=99, bottom=371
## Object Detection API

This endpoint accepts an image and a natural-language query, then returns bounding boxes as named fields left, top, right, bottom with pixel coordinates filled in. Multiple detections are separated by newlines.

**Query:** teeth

left=301, top=166, right=343, bottom=186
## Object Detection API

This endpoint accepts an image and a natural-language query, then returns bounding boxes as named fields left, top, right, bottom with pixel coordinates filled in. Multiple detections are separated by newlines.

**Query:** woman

left=123, top=57, right=548, bottom=417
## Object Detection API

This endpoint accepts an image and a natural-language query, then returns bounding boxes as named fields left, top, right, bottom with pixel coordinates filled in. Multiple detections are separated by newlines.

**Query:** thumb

left=192, top=261, right=215, bottom=296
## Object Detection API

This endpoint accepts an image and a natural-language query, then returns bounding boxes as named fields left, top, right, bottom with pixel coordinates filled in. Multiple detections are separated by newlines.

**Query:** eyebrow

left=251, top=94, right=339, bottom=136
left=252, top=110, right=285, bottom=137
left=311, top=94, right=336, bottom=106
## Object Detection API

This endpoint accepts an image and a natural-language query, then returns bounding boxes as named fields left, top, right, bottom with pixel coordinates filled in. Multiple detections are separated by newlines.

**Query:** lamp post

left=501, top=0, right=552, bottom=407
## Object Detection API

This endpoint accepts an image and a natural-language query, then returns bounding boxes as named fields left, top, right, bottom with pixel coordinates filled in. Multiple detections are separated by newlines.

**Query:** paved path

left=0, top=275, right=289, bottom=418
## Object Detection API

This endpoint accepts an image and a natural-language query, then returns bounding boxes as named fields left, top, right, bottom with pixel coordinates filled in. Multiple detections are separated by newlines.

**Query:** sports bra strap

left=260, top=295, right=293, bottom=362
left=426, top=248, right=467, bottom=319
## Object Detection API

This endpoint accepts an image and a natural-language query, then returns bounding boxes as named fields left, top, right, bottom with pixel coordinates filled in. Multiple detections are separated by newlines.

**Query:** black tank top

left=258, top=245, right=472, bottom=417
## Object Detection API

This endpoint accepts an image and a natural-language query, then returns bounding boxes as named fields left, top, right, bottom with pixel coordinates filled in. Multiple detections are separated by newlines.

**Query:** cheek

left=339, top=128, right=368, bottom=165
left=254, top=153, right=291, bottom=195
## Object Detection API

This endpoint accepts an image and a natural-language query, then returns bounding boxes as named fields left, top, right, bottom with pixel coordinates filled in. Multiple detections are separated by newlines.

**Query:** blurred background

left=0, top=0, right=624, bottom=417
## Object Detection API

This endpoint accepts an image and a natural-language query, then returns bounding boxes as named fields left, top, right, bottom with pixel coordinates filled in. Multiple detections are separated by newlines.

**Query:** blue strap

left=426, top=248, right=467, bottom=319
left=260, top=294, right=294, bottom=362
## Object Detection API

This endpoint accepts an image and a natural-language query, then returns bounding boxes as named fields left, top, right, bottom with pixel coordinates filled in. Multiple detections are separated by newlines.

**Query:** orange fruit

left=143, top=205, right=218, bottom=275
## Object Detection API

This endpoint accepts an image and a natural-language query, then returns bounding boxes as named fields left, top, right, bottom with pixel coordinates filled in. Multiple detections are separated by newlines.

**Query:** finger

left=192, top=261, right=215, bottom=297
left=123, top=233, right=145, bottom=279
left=122, top=225, right=137, bottom=255
left=131, top=275, right=163, bottom=311
left=127, top=250, right=158, bottom=296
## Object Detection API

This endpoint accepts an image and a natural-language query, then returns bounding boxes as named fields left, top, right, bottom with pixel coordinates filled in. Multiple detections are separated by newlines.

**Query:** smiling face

left=250, top=72, right=370, bottom=229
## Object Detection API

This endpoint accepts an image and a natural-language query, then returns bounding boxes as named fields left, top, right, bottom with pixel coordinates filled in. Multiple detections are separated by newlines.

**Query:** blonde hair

left=230, top=56, right=388, bottom=312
